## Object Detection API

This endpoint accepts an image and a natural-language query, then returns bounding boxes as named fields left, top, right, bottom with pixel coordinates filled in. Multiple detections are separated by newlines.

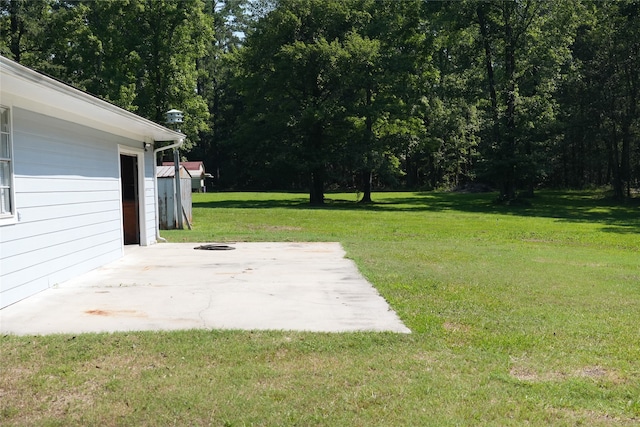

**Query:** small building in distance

left=163, top=160, right=206, bottom=192
left=156, top=165, right=192, bottom=230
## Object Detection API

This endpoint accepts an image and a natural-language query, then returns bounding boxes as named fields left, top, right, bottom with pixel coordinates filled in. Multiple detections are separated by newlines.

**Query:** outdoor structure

left=156, top=165, right=192, bottom=229
left=164, top=160, right=206, bottom=192
left=0, top=55, right=185, bottom=309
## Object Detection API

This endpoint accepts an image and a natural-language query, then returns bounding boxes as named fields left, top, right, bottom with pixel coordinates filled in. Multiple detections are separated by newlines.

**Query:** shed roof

left=156, top=165, right=192, bottom=179
left=0, top=55, right=185, bottom=143
left=163, top=161, right=204, bottom=172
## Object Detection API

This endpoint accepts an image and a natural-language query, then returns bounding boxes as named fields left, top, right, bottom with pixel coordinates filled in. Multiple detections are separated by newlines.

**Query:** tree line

left=2, top=0, right=638, bottom=204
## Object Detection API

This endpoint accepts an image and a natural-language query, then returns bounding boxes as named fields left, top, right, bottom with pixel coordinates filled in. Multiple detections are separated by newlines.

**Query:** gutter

left=153, top=138, right=184, bottom=242
left=1, top=55, right=183, bottom=143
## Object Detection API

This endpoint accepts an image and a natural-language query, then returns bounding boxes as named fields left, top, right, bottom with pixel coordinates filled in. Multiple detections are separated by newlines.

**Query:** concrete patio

left=0, top=242, right=410, bottom=335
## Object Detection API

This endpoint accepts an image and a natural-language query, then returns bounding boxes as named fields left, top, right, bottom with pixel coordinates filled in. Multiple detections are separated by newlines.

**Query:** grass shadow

left=375, top=191, right=640, bottom=234
left=194, top=197, right=311, bottom=210
left=193, top=191, right=639, bottom=234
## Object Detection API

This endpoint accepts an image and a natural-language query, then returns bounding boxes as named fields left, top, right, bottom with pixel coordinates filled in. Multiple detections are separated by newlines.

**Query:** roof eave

left=0, top=55, right=185, bottom=143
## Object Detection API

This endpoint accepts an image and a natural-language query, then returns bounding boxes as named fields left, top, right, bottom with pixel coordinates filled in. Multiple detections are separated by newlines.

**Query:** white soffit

left=0, top=56, right=185, bottom=143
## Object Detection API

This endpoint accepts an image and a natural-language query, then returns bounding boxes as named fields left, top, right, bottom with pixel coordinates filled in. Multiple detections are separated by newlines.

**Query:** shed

left=156, top=165, right=192, bottom=229
left=163, top=160, right=205, bottom=192
left=0, top=55, right=185, bottom=308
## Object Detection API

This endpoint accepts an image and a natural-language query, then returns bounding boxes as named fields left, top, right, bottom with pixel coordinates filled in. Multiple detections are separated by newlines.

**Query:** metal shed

left=157, top=165, right=192, bottom=229
left=163, top=160, right=206, bottom=192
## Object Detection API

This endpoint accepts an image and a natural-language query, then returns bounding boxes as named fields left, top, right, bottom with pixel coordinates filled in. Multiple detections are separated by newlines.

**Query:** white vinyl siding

left=0, top=56, right=183, bottom=309
left=0, top=106, right=14, bottom=218
left=0, top=108, right=156, bottom=308
left=143, top=156, right=157, bottom=241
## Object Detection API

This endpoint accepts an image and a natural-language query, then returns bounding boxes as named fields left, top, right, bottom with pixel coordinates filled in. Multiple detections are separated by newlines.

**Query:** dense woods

left=2, top=0, right=638, bottom=204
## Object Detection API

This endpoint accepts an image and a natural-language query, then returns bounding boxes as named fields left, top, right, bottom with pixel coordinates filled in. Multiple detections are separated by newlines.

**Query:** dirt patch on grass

left=509, top=366, right=566, bottom=382
left=0, top=366, right=104, bottom=425
left=443, top=322, right=471, bottom=333
left=245, top=224, right=303, bottom=232
left=548, top=407, right=639, bottom=426
left=532, top=257, right=606, bottom=268
left=575, top=365, right=627, bottom=384
left=578, top=365, right=608, bottom=379
left=509, top=364, right=624, bottom=384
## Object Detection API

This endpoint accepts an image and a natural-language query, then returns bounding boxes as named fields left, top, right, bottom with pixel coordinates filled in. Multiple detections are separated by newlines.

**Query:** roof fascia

left=0, top=56, right=185, bottom=143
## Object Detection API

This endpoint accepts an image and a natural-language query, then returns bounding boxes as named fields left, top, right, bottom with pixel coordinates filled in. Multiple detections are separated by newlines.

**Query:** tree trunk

left=476, top=5, right=500, bottom=145
left=609, top=124, right=624, bottom=200
left=360, top=84, right=374, bottom=203
left=478, top=4, right=516, bottom=201
left=621, top=61, right=637, bottom=199
left=359, top=170, right=372, bottom=203
left=621, top=117, right=632, bottom=199
left=9, top=0, right=23, bottom=63
left=309, top=122, right=324, bottom=205
left=502, top=2, right=518, bottom=201
left=309, top=168, right=324, bottom=205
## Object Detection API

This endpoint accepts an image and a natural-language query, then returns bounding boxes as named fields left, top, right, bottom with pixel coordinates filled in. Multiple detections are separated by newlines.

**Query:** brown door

left=120, top=154, right=140, bottom=245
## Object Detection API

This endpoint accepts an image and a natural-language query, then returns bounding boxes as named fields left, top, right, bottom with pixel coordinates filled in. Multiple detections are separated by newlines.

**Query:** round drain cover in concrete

left=194, top=244, right=235, bottom=250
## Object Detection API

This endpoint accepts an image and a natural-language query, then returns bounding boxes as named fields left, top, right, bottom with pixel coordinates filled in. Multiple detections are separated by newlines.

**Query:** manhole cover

left=194, top=244, right=235, bottom=251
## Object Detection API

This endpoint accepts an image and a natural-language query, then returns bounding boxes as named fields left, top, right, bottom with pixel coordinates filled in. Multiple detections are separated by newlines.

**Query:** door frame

left=118, top=145, right=149, bottom=246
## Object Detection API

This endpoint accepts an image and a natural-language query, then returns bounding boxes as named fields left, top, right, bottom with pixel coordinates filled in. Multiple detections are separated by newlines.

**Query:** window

left=0, top=106, right=13, bottom=217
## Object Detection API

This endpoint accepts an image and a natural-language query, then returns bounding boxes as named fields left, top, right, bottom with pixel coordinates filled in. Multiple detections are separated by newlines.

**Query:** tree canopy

left=1, top=0, right=638, bottom=203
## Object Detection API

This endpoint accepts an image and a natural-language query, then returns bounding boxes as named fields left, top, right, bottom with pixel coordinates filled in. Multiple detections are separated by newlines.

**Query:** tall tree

left=473, top=0, right=576, bottom=200
left=5, top=0, right=213, bottom=150
left=413, top=2, right=482, bottom=190
left=0, top=0, right=51, bottom=66
left=190, top=0, right=255, bottom=187
left=236, top=0, right=372, bottom=204
left=136, top=0, right=211, bottom=149
left=560, top=1, right=639, bottom=199
left=345, top=0, right=433, bottom=201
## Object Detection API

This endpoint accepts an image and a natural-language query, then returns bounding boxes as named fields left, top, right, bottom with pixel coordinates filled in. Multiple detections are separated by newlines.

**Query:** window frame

left=0, top=105, right=16, bottom=225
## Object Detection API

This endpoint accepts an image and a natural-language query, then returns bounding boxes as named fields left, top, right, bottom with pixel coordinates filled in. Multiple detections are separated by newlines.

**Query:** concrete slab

left=0, top=242, right=410, bottom=335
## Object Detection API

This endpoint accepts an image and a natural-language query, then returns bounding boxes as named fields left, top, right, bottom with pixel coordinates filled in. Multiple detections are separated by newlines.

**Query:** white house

left=0, top=56, right=185, bottom=309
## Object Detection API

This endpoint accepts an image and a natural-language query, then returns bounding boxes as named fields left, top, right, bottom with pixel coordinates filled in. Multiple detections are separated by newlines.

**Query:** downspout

left=173, top=148, right=184, bottom=230
left=153, top=138, right=184, bottom=242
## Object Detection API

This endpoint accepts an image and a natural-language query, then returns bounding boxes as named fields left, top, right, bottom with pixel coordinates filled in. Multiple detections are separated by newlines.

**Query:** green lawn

left=2, top=191, right=639, bottom=426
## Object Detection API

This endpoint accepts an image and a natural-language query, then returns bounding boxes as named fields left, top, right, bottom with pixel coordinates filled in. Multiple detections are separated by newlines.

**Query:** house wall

left=0, top=107, right=156, bottom=308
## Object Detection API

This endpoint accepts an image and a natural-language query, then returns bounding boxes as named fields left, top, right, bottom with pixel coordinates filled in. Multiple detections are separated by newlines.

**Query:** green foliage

left=234, top=0, right=373, bottom=203
left=469, top=0, right=581, bottom=199
left=0, top=0, right=638, bottom=197
left=555, top=0, right=640, bottom=199
left=1, top=0, right=212, bottom=150
left=0, top=0, right=51, bottom=66
left=231, top=0, right=435, bottom=202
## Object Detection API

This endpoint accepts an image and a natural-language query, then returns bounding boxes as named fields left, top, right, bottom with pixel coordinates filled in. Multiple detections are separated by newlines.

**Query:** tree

left=132, top=0, right=212, bottom=150
left=3, top=0, right=636, bottom=198
left=557, top=1, right=639, bottom=199
left=235, top=0, right=373, bottom=204
left=345, top=0, right=433, bottom=201
left=5, top=0, right=212, bottom=151
left=416, top=2, right=483, bottom=190
left=190, top=0, right=257, bottom=188
left=0, top=0, right=51, bottom=66
left=473, top=0, right=576, bottom=200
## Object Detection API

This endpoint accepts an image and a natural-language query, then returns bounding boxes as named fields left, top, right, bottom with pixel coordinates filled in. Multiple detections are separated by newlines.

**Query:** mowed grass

left=2, top=191, right=639, bottom=426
